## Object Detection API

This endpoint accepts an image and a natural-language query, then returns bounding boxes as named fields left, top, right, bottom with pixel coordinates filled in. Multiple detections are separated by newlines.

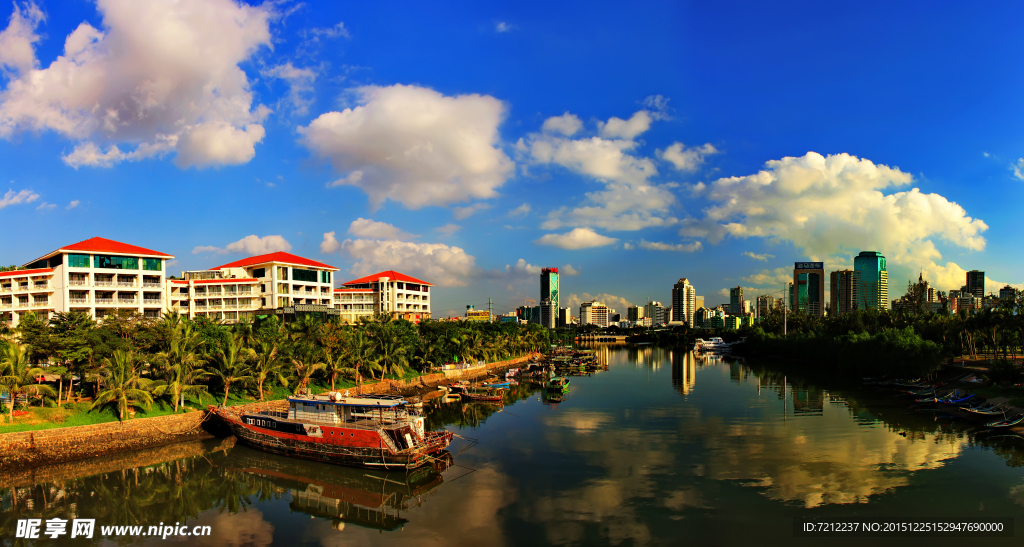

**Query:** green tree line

left=0, top=311, right=551, bottom=423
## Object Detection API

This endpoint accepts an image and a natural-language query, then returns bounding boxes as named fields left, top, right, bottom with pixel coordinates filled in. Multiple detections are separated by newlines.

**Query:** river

left=3, top=345, right=1024, bottom=545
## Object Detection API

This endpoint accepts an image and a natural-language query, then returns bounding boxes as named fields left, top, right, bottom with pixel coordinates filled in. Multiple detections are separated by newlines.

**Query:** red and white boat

left=213, top=392, right=453, bottom=470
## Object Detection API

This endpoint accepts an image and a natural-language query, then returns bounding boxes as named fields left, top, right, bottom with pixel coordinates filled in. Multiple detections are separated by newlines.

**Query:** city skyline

left=0, top=1, right=1022, bottom=318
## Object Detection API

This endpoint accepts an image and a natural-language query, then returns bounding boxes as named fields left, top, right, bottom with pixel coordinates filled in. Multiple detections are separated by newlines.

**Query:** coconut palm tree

left=290, top=349, right=326, bottom=395
left=0, top=340, right=57, bottom=423
left=152, top=321, right=210, bottom=412
left=91, top=349, right=154, bottom=420
left=253, top=340, right=288, bottom=401
left=211, top=334, right=256, bottom=406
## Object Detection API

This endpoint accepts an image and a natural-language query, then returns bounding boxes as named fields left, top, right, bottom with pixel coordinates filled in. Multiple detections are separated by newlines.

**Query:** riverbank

left=0, top=352, right=539, bottom=472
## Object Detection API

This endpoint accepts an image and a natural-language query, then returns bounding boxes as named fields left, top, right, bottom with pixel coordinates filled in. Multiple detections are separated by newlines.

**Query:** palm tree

left=90, top=350, right=154, bottom=420
left=290, top=350, right=326, bottom=395
left=366, top=320, right=409, bottom=379
left=253, top=341, right=288, bottom=401
left=0, top=340, right=57, bottom=423
left=211, top=334, right=256, bottom=406
left=152, top=321, right=211, bottom=412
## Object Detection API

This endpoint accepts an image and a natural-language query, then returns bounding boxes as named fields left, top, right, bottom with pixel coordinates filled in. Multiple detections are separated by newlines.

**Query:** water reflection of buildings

left=671, top=351, right=696, bottom=395
left=229, top=448, right=450, bottom=532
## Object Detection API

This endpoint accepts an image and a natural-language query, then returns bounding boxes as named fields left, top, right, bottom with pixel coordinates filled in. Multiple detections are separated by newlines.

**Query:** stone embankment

left=0, top=353, right=539, bottom=472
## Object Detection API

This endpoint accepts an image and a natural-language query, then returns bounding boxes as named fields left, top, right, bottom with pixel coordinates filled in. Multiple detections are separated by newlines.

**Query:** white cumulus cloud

left=682, top=152, right=989, bottom=280
left=453, top=203, right=492, bottom=220
left=338, top=238, right=477, bottom=287
left=0, top=1, right=44, bottom=76
left=0, top=0, right=273, bottom=169
left=435, top=223, right=461, bottom=236
left=347, top=218, right=417, bottom=240
left=523, top=107, right=679, bottom=231
left=193, top=234, right=291, bottom=256
left=638, top=240, right=702, bottom=252
left=66, top=199, right=80, bottom=210
left=561, top=264, right=580, bottom=276
left=320, top=231, right=340, bottom=254
left=742, top=251, right=774, bottom=262
left=541, top=112, right=582, bottom=136
left=658, top=142, right=718, bottom=172
left=535, top=227, right=618, bottom=250
left=263, top=62, right=317, bottom=116
left=0, top=187, right=38, bottom=209
left=508, top=203, right=531, bottom=217
left=300, top=84, right=514, bottom=209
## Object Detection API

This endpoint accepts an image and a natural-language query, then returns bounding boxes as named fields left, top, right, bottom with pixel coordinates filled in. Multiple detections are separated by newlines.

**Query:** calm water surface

left=4, top=346, right=1024, bottom=546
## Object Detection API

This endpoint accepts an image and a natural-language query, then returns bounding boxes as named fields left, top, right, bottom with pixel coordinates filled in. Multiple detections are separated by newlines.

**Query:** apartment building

left=1, top=237, right=173, bottom=326
left=337, top=270, right=432, bottom=323
left=168, top=266, right=261, bottom=323
left=208, top=252, right=338, bottom=314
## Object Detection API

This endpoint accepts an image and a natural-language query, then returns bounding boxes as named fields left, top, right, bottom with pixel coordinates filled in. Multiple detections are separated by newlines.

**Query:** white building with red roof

left=178, top=251, right=340, bottom=322
left=336, top=270, right=432, bottom=323
left=0, top=237, right=174, bottom=326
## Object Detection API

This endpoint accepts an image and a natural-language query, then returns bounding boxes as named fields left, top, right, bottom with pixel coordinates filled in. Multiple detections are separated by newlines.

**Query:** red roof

left=334, top=287, right=374, bottom=292
left=0, top=268, right=54, bottom=278
left=213, top=252, right=338, bottom=271
left=60, top=237, right=174, bottom=258
left=193, top=278, right=259, bottom=284
left=342, top=270, right=432, bottom=286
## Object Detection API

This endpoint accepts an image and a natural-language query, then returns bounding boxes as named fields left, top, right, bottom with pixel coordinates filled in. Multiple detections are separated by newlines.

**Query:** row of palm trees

left=0, top=312, right=552, bottom=422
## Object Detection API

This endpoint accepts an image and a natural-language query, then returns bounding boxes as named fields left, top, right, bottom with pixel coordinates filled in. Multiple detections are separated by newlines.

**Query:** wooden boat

left=212, top=392, right=453, bottom=470
left=545, top=375, right=570, bottom=392
left=985, top=414, right=1024, bottom=428
left=461, top=389, right=504, bottom=403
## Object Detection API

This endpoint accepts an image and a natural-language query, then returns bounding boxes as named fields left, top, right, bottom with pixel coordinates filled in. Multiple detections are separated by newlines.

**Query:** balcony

left=33, top=283, right=49, bottom=289
left=16, top=301, right=29, bottom=308
left=116, top=281, right=136, bottom=287
left=95, top=281, right=114, bottom=287
left=117, top=298, right=137, bottom=305
left=69, top=297, right=89, bottom=304
left=195, top=303, right=208, bottom=309
left=95, top=298, right=114, bottom=304
left=0, top=302, right=11, bottom=309
left=143, top=282, right=161, bottom=288
left=238, top=288, right=252, bottom=294
left=69, top=279, right=87, bottom=286
left=0, top=287, right=10, bottom=292
left=143, top=298, right=162, bottom=305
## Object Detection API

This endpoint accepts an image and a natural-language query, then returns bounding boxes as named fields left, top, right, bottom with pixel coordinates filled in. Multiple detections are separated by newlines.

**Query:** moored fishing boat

left=546, top=375, right=570, bottom=392
left=212, top=392, right=453, bottom=470
left=985, top=413, right=1024, bottom=428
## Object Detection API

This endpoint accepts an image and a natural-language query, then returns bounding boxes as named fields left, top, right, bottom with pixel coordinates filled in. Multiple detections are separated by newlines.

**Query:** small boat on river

left=212, top=392, right=453, bottom=470
left=985, top=413, right=1024, bottom=428
left=546, top=375, right=570, bottom=392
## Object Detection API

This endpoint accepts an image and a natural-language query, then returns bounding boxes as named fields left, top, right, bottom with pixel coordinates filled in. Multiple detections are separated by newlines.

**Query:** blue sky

left=1, top=0, right=1022, bottom=317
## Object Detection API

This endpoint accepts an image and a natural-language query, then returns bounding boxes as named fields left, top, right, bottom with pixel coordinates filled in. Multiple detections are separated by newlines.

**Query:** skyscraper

left=793, top=262, right=825, bottom=317
left=644, top=300, right=666, bottom=325
left=580, top=300, right=608, bottom=327
left=672, top=278, right=697, bottom=326
left=729, top=286, right=743, bottom=315
left=540, top=298, right=557, bottom=329
left=854, top=251, right=888, bottom=311
left=829, top=269, right=858, bottom=316
left=756, top=294, right=775, bottom=317
left=541, top=268, right=559, bottom=310
left=966, top=270, right=984, bottom=299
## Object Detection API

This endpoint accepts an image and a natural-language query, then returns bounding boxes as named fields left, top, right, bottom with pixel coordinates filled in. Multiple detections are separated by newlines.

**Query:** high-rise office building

left=671, top=278, right=697, bottom=326
left=627, top=305, right=643, bottom=322
left=539, top=298, right=557, bottom=329
left=829, top=269, right=858, bottom=316
left=793, top=262, right=825, bottom=317
left=580, top=300, right=609, bottom=327
left=966, top=270, right=984, bottom=299
left=541, top=268, right=559, bottom=310
left=1000, top=285, right=1018, bottom=304
left=644, top=300, right=666, bottom=325
left=755, top=295, right=775, bottom=318
left=729, top=286, right=743, bottom=315
left=853, top=251, right=888, bottom=311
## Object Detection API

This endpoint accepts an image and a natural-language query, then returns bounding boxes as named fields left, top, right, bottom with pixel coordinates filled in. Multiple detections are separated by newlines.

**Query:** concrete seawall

left=0, top=353, right=538, bottom=472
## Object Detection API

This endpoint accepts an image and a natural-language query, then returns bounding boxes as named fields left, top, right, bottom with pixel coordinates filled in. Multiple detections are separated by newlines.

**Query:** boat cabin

left=285, top=393, right=425, bottom=437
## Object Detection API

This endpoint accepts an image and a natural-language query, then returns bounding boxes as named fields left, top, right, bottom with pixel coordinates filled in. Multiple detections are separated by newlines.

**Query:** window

left=277, top=283, right=289, bottom=294
left=276, top=266, right=288, bottom=280
left=142, top=258, right=162, bottom=271
left=252, top=268, right=266, bottom=278
left=277, top=296, right=289, bottom=307
left=293, top=268, right=317, bottom=282
left=94, top=255, right=138, bottom=270
left=320, top=271, right=331, bottom=283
